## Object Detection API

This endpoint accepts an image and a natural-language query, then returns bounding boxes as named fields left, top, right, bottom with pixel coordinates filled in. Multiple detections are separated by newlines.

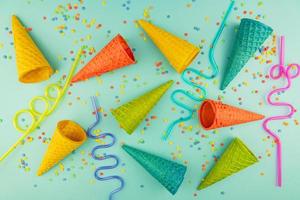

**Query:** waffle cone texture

left=221, top=18, right=273, bottom=90
left=72, top=34, right=135, bottom=82
left=199, top=99, right=264, bottom=130
left=122, top=144, right=187, bottom=195
left=37, top=120, right=87, bottom=176
left=111, top=80, right=173, bottom=134
left=12, top=15, right=53, bottom=83
left=198, top=138, right=258, bottom=190
left=138, top=20, right=200, bottom=73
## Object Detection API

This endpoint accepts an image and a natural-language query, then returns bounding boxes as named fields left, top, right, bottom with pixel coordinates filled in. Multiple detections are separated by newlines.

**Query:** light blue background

left=0, top=0, right=299, bottom=200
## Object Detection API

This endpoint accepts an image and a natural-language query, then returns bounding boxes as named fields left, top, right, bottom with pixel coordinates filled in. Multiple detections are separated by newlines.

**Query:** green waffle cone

left=220, top=18, right=273, bottom=90
left=198, top=138, right=258, bottom=190
left=122, top=144, right=187, bottom=195
left=111, top=80, right=173, bottom=134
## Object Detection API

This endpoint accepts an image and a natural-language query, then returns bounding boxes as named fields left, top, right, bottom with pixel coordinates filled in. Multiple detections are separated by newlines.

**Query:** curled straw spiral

left=262, top=36, right=299, bottom=187
left=0, top=47, right=83, bottom=162
left=163, top=0, right=235, bottom=140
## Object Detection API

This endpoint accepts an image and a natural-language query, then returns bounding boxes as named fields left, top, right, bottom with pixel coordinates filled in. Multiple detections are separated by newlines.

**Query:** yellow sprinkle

left=59, top=163, right=64, bottom=171
left=242, top=81, right=249, bottom=86
left=120, top=168, right=126, bottom=173
left=258, top=1, right=263, bottom=7
left=143, top=8, right=150, bottom=19
left=213, top=79, right=218, bottom=85
left=90, top=19, right=96, bottom=26
left=95, top=139, right=105, bottom=144
left=73, top=40, right=79, bottom=45
left=176, top=146, right=182, bottom=151
left=89, top=179, right=96, bottom=184
left=96, top=77, right=103, bottom=85
left=120, top=84, right=125, bottom=89
left=101, top=0, right=107, bottom=6
left=86, top=34, right=92, bottom=40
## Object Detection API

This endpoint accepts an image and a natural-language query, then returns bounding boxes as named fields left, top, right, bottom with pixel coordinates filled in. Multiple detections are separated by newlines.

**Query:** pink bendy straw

left=262, top=36, right=300, bottom=187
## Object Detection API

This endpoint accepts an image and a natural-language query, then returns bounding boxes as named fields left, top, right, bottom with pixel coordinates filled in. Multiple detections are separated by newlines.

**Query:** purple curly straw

left=262, top=36, right=300, bottom=187
left=87, top=96, right=125, bottom=200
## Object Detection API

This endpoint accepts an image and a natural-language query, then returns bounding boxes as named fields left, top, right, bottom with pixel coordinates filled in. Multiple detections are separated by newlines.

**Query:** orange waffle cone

left=37, top=120, right=87, bottom=176
left=138, top=20, right=200, bottom=73
left=199, top=99, right=264, bottom=130
left=72, top=34, right=135, bottom=82
left=12, top=15, right=53, bottom=83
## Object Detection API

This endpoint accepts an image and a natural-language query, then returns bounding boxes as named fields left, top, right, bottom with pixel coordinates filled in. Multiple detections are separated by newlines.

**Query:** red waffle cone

left=72, top=34, right=135, bottom=82
left=199, top=99, right=264, bottom=130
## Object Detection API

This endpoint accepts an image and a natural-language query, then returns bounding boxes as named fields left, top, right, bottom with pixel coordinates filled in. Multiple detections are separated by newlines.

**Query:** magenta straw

left=262, top=36, right=300, bottom=187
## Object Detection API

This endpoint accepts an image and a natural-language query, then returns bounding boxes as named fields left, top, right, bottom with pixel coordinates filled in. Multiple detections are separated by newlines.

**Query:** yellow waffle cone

left=111, top=80, right=174, bottom=134
left=37, top=120, right=87, bottom=176
left=138, top=20, right=200, bottom=73
left=12, top=15, right=53, bottom=83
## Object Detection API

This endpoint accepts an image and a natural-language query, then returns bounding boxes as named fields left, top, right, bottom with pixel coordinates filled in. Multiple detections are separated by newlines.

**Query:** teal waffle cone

left=198, top=138, right=258, bottom=190
left=220, top=18, right=273, bottom=90
left=111, top=80, right=173, bottom=134
left=122, top=144, right=187, bottom=195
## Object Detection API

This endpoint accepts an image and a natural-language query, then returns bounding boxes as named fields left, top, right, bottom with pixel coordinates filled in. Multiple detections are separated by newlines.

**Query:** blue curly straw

left=87, top=96, right=125, bottom=200
left=162, top=0, right=235, bottom=140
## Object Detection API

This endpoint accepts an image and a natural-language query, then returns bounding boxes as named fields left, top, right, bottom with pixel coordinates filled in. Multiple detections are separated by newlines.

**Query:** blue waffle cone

left=220, top=18, right=273, bottom=90
left=122, top=144, right=187, bottom=195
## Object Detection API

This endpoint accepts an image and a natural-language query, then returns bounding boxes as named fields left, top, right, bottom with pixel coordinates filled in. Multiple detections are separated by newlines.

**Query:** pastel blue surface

left=0, top=0, right=300, bottom=200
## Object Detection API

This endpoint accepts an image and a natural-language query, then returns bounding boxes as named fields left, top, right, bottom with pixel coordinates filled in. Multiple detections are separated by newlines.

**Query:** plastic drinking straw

left=0, top=47, right=83, bottom=162
left=209, top=0, right=235, bottom=78
left=87, top=96, right=125, bottom=200
left=262, top=36, right=300, bottom=187
left=163, top=0, right=235, bottom=140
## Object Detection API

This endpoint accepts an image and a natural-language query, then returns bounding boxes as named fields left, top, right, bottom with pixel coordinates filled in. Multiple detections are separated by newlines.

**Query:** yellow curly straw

left=0, top=47, right=83, bottom=162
